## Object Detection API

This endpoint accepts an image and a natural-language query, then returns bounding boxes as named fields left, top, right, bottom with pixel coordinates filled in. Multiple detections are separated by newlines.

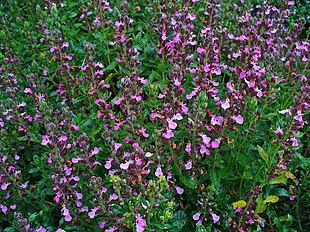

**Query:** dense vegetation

left=0, top=0, right=309, bottom=231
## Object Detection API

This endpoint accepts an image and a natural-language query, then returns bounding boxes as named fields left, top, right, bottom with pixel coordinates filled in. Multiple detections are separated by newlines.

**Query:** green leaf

left=68, top=12, right=77, bottom=18
left=104, top=61, right=117, bottom=72
left=29, top=167, right=40, bottom=173
left=180, top=173, right=197, bottom=189
left=272, top=188, right=289, bottom=197
left=257, top=145, right=268, bottom=161
left=73, top=96, right=86, bottom=104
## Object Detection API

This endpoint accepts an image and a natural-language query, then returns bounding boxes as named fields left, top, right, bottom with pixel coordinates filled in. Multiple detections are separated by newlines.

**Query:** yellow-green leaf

left=255, top=195, right=267, bottom=214
left=257, top=145, right=268, bottom=161
left=278, top=169, right=296, bottom=180
left=269, top=175, right=287, bottom=184
left=264, top=195, right=279, bottom=203
left=232, top=200, right=247, bottom=210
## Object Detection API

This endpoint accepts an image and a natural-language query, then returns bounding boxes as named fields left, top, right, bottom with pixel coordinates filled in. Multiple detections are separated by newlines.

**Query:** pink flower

left=59, top=135, right=68, bottom=142
left=232, top=115, right=244, bottom=124
left=211, top=138, right=221, bottom=149
left=91, top=147, right=100, bottom=156
left=24, top=88, right=32, bottom=93
left=1, top=182, right=10, bottom=190
left=41, top=135, right=51, bottom=145
left=145, top=152, right=153, bottom=157
left=114, top=143, right=122, bottom=151
left=120, top=160, right=132, bottom=170
left=168, top=119, right=177, bottom=129
left=104, top=159, right=112, bottom=169
left=62, top=42, right=69, bottom=48
left=204, top=63, right=211, bottom=73
left=240, top=70, right=246, bottom=79
left=173, top=113, right=183, bottom=120
left=201, top=134, right=211, bottom=145
left=197, top=47, right=205, bottom=54
left=181, top=104, right=189, bottom=114
left=185, top=143, right=191, bottom=153
left=221, top=99, right=230, bottom=110
left=109, top=193, right=118, bottom=201
left=36, top=227, right=47, bottom=232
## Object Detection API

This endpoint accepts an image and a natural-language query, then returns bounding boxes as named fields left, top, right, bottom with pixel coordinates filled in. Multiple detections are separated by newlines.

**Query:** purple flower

left=211, top=213, right=220, bottom=223
left=36, top=227, right=47, bottom=232
left=163, top=129, right=174, bottom=139
left=193, top=212, right=201, bottom=221
left=185, top=142, right=191, bottom=153
left=185, top=160, right=192, bottom=170
left=62, top=205, right=72, bottom=222
left=155, top=166, right=163, bottom=177
left=200, top=145, right=210, bottom=155
left=291, top=138, right=298, bottom=147
left=109, top=193, right=118, bottom=201
left=136, top=214, right=146, bottom=232
left=290, top=195, right=295, bottom=201
left=0, top=204, right=8, bottom=214
left=99, top=221, right=106, bottom=229
left=1, top=182, right=10, bottom=190
left=88, top=207, right=99, bottom=218
left=175, top=186, right=184, bottom=194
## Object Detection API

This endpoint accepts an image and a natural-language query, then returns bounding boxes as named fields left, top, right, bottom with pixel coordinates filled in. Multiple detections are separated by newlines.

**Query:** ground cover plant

left=0, top=0, right=309, bottom=231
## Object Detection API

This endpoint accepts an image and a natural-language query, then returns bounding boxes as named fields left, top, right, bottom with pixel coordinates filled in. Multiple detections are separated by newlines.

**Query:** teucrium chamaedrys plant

left=0, top=0, right=309, bottom=231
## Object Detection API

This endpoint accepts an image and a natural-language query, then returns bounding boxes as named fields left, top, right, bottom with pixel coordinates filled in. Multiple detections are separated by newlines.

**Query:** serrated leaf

left=232, top=200, right=247, bottom=210
left=180, top=173, right=197, bottom=189
left=264, top=195, right=279, bottom=203
left=257, top=145, right=268, bottom=161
